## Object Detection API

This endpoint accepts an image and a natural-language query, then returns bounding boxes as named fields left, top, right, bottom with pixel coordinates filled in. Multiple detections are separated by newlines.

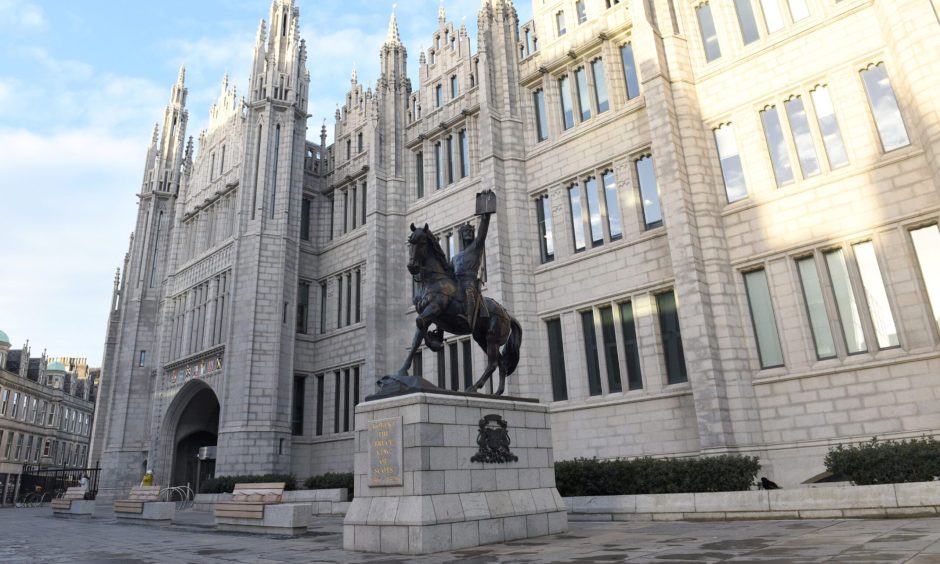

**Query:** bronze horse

left=397, top=223, right=522, bottom=395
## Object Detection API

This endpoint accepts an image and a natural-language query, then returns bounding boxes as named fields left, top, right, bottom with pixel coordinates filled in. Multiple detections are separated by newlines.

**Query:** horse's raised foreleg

left=398, top=302, right=442, bottom=376
left=466, top=340, right=500, bottom=393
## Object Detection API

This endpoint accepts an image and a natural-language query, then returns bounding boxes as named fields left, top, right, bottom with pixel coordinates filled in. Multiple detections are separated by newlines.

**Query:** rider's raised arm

left=473, top=210, right=492, bottom=251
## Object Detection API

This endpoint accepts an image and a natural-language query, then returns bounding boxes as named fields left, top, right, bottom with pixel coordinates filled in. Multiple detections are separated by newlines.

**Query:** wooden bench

left=215, top=482, right=310, bottom=535
left=51, top=487, right=93, bottom=516
left=113, top=485, right=175, bottom=522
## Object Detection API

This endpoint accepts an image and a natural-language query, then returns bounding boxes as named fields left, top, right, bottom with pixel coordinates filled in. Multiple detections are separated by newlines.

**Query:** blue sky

left=0, top=0, right=532, bottom=365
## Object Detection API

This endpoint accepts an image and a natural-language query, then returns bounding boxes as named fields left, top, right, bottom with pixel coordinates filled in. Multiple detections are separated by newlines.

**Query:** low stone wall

left=565, top=482, right=940, bottom=521
left=194, top=488, right=349, bottom=515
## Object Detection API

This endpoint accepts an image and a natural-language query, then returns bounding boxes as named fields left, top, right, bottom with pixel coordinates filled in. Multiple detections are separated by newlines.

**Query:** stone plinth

left=114, top=501, right=176, bottom=523
left=343, top=392, right=567, bottom=554
left=216, top=503, right=312, bottom=535
left=52, top=500, right=96, bottom=517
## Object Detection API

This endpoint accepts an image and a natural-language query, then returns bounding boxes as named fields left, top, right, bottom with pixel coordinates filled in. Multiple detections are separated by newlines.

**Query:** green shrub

left=554, top=455, right=760, bottom=497
left=303, top=472, right=354, bottom=492
left=825, top=436, right=940, bottom=485
left=198, top=473, right=297, bottom=494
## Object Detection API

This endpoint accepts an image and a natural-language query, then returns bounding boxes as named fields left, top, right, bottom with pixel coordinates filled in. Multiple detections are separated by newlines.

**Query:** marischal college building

left=91, top=0, right=940, bottom=497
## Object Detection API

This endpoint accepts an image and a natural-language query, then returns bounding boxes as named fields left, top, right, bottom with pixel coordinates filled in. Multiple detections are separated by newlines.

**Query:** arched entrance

left=166, top=384, right=220, bottom=490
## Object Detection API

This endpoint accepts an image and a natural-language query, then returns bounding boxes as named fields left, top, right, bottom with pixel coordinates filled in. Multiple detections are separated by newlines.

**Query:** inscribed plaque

left=369, top=416, right=403, bottom=486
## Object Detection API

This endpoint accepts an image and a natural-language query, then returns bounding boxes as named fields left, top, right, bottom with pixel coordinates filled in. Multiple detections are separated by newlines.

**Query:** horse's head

left=408, top=223, right=431, bottom=275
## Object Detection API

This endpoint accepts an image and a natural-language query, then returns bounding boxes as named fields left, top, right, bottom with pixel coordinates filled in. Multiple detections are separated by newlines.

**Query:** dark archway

left=169, top=387, right=219, bottom=489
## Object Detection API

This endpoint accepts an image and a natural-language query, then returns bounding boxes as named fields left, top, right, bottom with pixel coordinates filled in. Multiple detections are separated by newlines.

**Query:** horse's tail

left=501, top=316, right=523, bottom=376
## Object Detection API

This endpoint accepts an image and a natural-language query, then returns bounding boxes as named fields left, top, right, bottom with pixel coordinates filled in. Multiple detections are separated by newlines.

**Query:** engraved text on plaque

left=369, top=416, right=403, bottom=486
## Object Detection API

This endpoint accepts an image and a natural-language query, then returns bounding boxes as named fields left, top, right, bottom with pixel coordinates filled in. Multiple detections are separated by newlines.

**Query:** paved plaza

left=5, top=506, right=940, bottom=563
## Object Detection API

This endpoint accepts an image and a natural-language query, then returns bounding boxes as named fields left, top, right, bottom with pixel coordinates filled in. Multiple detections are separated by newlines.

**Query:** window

left=714, top=124, right=747, bottom=203
left=357, top=132, right=363, bottom=153
left=416, top=152, right=425, bottom=198
left=657, top=291, right=688, bottom=384
left=581, top=311, right=603, bottom=396
left=0, top=388, right=7, bottom=416
left=328, top=196, right=334, bottom=240
left=301, top=197, right=311, bottom=240
left=733, top=0, right=760, bottom=44
left=695, top=3, right=722, bottom=62
left=620, top=44, right=640, bottom=100
left=459, top=130, right=469, bottom=178
left=138, top=350, right=146, bottom=367
left=576, top=0, right=587, bottom=23
left=591, top=58, right=609, bottom=114
left=10, top=392, right=18, bottom=419
left=911, top=225, right=940, bottom=333
left=346, top=139, right=351, bottom=160
left=619, top=302, right=643, bottom=390
left=788, top=0, right=810, bottom=22
left=337, top=275, right=343, bottom=328
left=437, top=349, right=446, bottom=388
left=3, top=432, right=13, bottom=459
left=414, top=350, right=423, bottom=377
left=449, top=342, right=459, bottom=390
left=346, top=273, right=352, bottom=326
left=535, top=195, right=555, bottom=263
left=355, top=269, right=361, bottom=323
left=342, top=190, right=349, bottom=233
left=784, top=96, right=820, bottom=177
left=559, top=76, right=574, bottom=130
left=351, top=186, right=358, bottom=230
left=361, top=182, right=367, bottom=226
left=574, top=67, right=591, bottom=122
left=568, top=184, right=586, bottom=252
left=435, top=84, right=443, bottom=107
left=435, top=142, right=444, bottom=189
left=760, top=0, right=785, bottom=32
left=450, top=75, right=458, bottom=98
left=533, top=89, right=548, bottom=141
left=297, top=281, right=309, bottom=334
left=333, top=371, right=341, bottom=433
left=556, top=11, right=566, bottom=36
left=30, top=398, right=37, bottom=423
left=824, top=249, right=867, bottom=354
left=446, top=136, right=455, bottom=184
left=636, top=155, right=662, bottom=229
left=760, top=106, right=795, bottom=185
left=602, top=170, right=622, bottom=240
left=599, top=306, right=622, bottom=393
left=861, top=63, right=910, bottom=152
left=853, top=241, right=898, bottom=349
left=807, top=86, right=848, bottom=168
left=293, top=376, right=306, bottom=435
left=14, top=433, right=23, bottom=460
left=582, top=177, right=604, bottom=247
left=319, top=282, right=327, bottom=334
left=315, top=374, right=324, bottom=436
left=24, top=435, right=33, bottom=463
left=744, top=269, right=785, bottom=368
left=343, top=368, right=351, bottom=432
left=797, top=256, right=837, bottom=359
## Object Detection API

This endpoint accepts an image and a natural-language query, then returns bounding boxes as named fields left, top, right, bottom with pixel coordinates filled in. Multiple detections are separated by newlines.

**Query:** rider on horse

left=451, top=195, right=493, bottom=330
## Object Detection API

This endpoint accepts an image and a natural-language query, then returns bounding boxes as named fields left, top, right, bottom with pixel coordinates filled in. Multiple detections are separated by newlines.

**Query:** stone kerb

left=565, top=482, right=940, bottom=521
left=344, top=392, right=568, bottom=554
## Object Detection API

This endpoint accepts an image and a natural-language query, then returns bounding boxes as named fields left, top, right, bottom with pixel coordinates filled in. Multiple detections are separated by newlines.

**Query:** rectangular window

left=462, top=340, right=473, bottom=389
left=853, top=241, right=899, bottom=349
left=797, top=256, right=837, bottom=359
left=437, top=349, right=446, bottom=388
left=636, top=155, right=662, bottom=229
left=337, top=276, right=343, bottom=328
left=14, top=433, right=23, bottom=460
left=619, top=302, right=643, bottom=390
left=788, top=0, right=810, bottom=22
left=24, top=436, right=33, bottom=462
left=353, top=366, right=360, bottom=408
left=361, top=182, right=367, bottom=226
left=760, top=106, right=795, bottom=185
left=450, top=75, right=458, bottom=98
left=459, top=130, right=469, bottom=178
left=657, top=291, right=688, bottom=384
left=696, top=3, right=722, bottom=62
left=744, top=269, right=785, bottom=368
left=435, top=143, right=444, bottom=189
left=714, top=124, right=747, bottom=203
left=574, top=67, right=591, bottom=122
left=620, top=43, right=640, bottom=100
left=911, top=225, right=940, bottom=333
left=355, top=269, right=361, bottom=323
left=556, top=11, right=566, bottom=36
left=449, top=342, right=459, bottom=391
left=602, top=170, right=622, bottom=240
left=291, top=375, right=305, bottom=436
left=296, top=281, right=309, bottom=334
left=0, top=389, right=7, bottom=416
left=138, top=350, right=146, bottom=367
left=435, top=84, right=443, bottom=107
left=333, top=371, right=341, bottom=433
left=446, top=136, right=454, bottom=184
left=4, top=432, right=13, bottom=459
left=343, top=369, right=350, bottom=432
left=599, top=306, right=622, bottom=393
left=536, top=195, right=555, bottom=263
left=760, top=0, right=785, bottom=32
left=576, top=0, right=587, bottom=23
left=413, top=350, right=423, bottom=377
left=809, top=86, right=848, bottom=168
left=346, top=274, right=352, bottom=326
left=733, top=0, right=760, bottom=44
left=315, top=374, right=324, bottom=436
left=546, top=319, right=568, bottom=400
left=328, top=196, right=334, bottom=240
left=581, top=310, right=603, bottom=396
left=301, top=197, right=311, bottom=240
left=351, top=186, right=357, bottom=229
left=319, top=282, right=327, bottom=334
left=559, top=76, right=574, bottom=130
left=825, top=249, right=867, bottom=354
left=357, top=132, right=363, bottom=153
left=568, top=184, right=586, bottom=252
left=10, top=392, right=18, bottom=419
left=533, top=89, right=548, bottom=141
left=584, top=177, right=603, bottom=247
left=861, top=63, right=910, bottom=152
left=784, top=96, right=820, bottom=177
left=591, top=58, right=609, bottom=113
left=416, top=152, right=425, bottom=198
left=342, top=190, right=349, bottom=233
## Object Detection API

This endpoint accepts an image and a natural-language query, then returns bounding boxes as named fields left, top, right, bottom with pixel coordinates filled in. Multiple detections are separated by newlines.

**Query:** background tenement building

left=92, top=0, right=940, bottom=497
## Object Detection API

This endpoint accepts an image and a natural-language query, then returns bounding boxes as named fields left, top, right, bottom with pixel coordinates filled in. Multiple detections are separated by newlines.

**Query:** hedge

left=825, top=436, right=940, bottom=485
left=554, top=455, right=761, bottom=497
left=199, top=473, right=298, bottom=494
left=303, top=472, right=354, bottom=492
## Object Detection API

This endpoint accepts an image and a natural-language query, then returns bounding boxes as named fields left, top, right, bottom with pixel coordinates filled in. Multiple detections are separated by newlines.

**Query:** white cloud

left=0, top=0, right=46, bottom=31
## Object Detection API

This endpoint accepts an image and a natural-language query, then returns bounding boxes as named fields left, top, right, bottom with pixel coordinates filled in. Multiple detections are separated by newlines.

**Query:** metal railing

left=160, top=485, right=195, bottom=511
left=16, top=465, right=100, bottom=506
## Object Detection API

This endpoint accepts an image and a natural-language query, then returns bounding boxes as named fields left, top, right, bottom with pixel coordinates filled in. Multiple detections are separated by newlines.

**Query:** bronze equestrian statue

left=374, top=190, right=522, bottom=397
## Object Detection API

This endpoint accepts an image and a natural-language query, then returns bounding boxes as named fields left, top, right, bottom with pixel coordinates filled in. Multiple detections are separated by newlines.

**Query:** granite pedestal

left=114, top=501, right=175, bottom=523
left=216, top=503, right=312, bottom=535
left=51, top=499, right=96, bottom=517
left=343, top=392, right=567, bottom=554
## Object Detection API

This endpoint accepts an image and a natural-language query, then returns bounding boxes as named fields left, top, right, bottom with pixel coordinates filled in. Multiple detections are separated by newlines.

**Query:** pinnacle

left=177, top=64, right=186, bottom=85
left=386, top=5, right=401, bottom=45
left=439, top=0, right=446, bottom=22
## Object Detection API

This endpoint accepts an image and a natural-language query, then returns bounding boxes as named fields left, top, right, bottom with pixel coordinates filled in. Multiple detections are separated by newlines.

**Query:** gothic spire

left=386, top=5, right=401, bottom=45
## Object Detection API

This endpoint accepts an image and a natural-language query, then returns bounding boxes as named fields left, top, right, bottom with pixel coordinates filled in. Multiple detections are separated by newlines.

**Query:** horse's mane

left=423, top=228, right=454, bottom=275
